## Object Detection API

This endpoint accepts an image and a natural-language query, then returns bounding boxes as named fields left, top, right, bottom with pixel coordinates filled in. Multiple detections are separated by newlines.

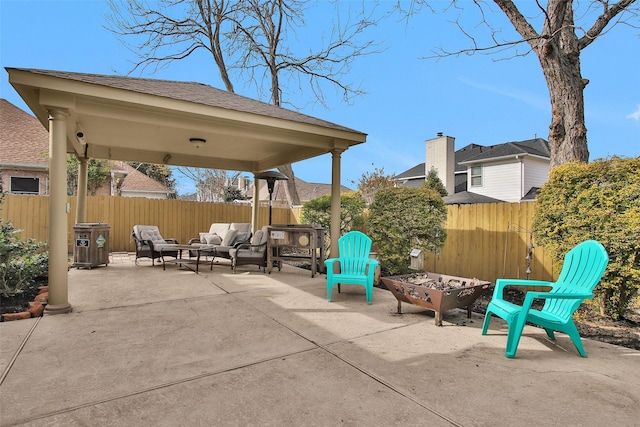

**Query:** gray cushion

left=222, top=229, right=238, bottom=246
left=250, top=230, right=264, bottom=252
left=140, top=229, right=166, bottom=244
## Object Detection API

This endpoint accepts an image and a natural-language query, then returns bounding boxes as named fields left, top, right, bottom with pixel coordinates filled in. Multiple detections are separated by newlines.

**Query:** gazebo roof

left=7, top=68, right=366, bottom=172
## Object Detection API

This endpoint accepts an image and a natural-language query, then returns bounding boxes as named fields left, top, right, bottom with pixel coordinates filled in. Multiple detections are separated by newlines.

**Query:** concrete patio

left=1, top=253, right=639, bottom=426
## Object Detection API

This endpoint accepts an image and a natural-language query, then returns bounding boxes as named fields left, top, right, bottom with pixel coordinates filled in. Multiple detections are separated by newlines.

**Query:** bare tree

left=106, top=0, right=380, bottom=204
left=176, top=167, right=240, bottom=202
left=351, top=164, right=396, bottom=205
left=405, top=0, right=638, bottom=167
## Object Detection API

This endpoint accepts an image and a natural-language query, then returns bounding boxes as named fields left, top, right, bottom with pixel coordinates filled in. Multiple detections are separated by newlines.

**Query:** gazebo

left=6, top=67, right=367, bottom=314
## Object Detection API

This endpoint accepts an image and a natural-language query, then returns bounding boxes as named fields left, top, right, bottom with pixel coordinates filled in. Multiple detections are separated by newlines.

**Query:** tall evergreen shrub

left=368, top=187, right=447, bottom=275
left=533, top=157, right=640, bottom=319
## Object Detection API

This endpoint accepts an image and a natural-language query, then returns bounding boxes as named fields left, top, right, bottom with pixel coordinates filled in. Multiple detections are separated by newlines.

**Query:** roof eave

left=0, top=162, right=48, bottom=171
left=459, top=152, right=549, bottom=165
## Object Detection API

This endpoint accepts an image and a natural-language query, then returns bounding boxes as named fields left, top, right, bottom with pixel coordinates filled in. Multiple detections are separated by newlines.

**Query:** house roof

left=259, top=177, right=353, bottom=205
left=395, top=139, right=550, bottom=178
left=521, top=186, right=541, bottom=201
left=443, top=191, right=504, bottom=205
left=114, top=161, right=174, bottom=194
left=0, top=98, right=49, bottom=168
left=453, top=144, right=487, bottom=172
left=459, top=138, right=550, bottom=165
left=7, top=68, right=367, bottom=172
left=394, top=163, right=426, bottom=180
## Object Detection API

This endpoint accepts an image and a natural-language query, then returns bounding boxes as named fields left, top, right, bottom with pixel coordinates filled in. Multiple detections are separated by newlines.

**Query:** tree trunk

left=494, top=0, right=592, bottom=168
left=277, top=163, right=301, bottom=206
left=534, top=1, right=589, bottom=167
left=538, top=51, right=589, bottom=168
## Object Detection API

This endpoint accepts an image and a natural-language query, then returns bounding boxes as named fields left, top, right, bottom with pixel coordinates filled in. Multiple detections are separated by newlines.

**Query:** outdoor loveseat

left=188, top=222, right=252, bottom=260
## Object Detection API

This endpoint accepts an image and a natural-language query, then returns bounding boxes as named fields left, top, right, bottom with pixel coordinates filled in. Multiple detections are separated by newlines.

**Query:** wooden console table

left=266, top=224, right=325, bottom=277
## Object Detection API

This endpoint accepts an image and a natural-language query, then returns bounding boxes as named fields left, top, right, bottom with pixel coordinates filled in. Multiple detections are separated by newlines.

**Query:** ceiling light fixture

left=189, top=137, right=206, bottom=149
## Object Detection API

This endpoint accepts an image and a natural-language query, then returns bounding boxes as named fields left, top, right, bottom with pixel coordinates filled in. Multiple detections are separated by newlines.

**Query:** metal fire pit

left=381, top=273, right=492, bottom=326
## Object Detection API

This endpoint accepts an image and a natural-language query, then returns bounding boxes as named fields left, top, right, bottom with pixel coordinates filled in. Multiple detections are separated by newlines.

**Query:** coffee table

left=161, top=244, right=216, bottom=274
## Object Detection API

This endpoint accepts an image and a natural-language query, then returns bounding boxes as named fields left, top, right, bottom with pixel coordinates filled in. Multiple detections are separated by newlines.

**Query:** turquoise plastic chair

left=325, top=231, right=379, bottom=304
left=482, top=240, right=609, bottom=358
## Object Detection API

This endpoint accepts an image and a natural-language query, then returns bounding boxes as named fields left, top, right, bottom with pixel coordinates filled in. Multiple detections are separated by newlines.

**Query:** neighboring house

left=0, top=99, right=49, bottom=194
left=394, top=132, right=550, bottom=204
left=0, top=99, right=174, bottom=198
left=260, top=177, right=353, bottom=208
left=181, top=174, right=352, bottom=206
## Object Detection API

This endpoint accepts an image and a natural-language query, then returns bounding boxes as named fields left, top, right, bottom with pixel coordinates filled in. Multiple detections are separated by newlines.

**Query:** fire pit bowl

left=381, top=273, right=492, bottom=326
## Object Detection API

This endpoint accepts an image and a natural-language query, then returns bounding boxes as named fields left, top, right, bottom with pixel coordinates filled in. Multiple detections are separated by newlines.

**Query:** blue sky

left=1, top=1, right=638, bottom=195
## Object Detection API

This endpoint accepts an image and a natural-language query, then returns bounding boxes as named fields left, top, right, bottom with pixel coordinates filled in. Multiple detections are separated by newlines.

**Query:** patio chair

left=482, top=240, right=609, bottom=358
left=324, top=231, right=379, bottom=304
left=131, top=225, right=179, bottom=266
left=229, top=226, right=269, bottom=273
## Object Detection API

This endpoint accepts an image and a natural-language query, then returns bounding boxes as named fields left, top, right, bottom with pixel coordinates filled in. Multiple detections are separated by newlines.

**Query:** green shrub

left=533, top=157, right=640, bottom=319
left=0, top=220, right=48, bottom=297
left=301, top=191, right=366, bottom=255
left=367, top=187, right=447, bottom=275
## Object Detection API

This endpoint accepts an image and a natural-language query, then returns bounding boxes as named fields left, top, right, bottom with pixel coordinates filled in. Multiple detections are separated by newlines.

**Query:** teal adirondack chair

left=325, top=231, right=379, bottom=304
left=482, top=240, right=609, bottom=358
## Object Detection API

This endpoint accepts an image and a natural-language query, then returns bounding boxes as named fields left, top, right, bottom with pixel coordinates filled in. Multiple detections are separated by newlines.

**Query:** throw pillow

left=235, top=231, right=251, bottom=243
left=222, top=229, right=238, bottom=246
left=204, top=233, right=222, bottom=245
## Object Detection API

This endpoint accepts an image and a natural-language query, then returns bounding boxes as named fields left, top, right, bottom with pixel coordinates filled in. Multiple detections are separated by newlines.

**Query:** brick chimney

left=425, top=133, right=455, bottom=195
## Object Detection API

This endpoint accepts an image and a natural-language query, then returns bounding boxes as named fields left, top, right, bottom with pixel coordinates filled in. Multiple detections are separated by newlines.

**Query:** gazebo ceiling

left=7, top=68, right=366, bottom=172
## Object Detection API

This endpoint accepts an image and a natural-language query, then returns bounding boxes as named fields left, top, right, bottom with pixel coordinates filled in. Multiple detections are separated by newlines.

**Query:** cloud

left=626, top=105, right=640, bottom=121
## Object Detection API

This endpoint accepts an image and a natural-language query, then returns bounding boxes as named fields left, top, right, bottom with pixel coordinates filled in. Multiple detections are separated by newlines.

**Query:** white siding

left=523, top=157, right=550, bottom=193
left=468, top=160, right=523, bottom=202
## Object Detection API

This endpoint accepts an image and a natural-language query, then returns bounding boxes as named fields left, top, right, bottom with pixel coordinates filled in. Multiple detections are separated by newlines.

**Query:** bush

left=0, top=220, right=48, bottom=297
left=367, top=187, right=447, bottom=275
left=533, top=157, right=640, bottom=319
left=301, top=191, right=366, bottom=255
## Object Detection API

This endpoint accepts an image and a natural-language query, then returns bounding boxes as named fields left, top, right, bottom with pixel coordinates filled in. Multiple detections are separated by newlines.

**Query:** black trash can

left=72, top=223, right=110, bottom=269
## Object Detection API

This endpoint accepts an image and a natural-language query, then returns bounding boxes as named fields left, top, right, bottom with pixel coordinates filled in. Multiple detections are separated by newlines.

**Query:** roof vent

left=437, top=132, right=443, bottom=137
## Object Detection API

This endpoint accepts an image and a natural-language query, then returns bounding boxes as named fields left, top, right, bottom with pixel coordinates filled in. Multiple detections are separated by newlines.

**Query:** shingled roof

left=7, top=68, right=367, bottom=172
left=459, top=138, right=550, bottom=165
left=18, top=68, right=360, bottom=134
left=0, top=98, right=49, bottom=168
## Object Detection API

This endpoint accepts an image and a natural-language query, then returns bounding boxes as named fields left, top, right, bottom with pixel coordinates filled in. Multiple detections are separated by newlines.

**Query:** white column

left=46, top=109, right=72, bottom=315
left=75, top=156, right=88, bottom=224
left=251, top=173, right=260, bottom=233
left=330, top=149, right=344, bottom=258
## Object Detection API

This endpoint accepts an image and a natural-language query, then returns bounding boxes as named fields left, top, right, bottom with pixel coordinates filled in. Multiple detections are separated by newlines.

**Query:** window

left=10, top=176, right=40, bottom=194
left=470, top=166, right=482, bottom=187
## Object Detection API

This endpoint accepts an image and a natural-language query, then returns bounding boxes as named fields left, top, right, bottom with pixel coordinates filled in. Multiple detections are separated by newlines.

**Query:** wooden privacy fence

left=421, top=202, right=557, bottom=284
left=2, top=194, right=556, bottom=283
left=1, top=194, right=294, bottom=253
